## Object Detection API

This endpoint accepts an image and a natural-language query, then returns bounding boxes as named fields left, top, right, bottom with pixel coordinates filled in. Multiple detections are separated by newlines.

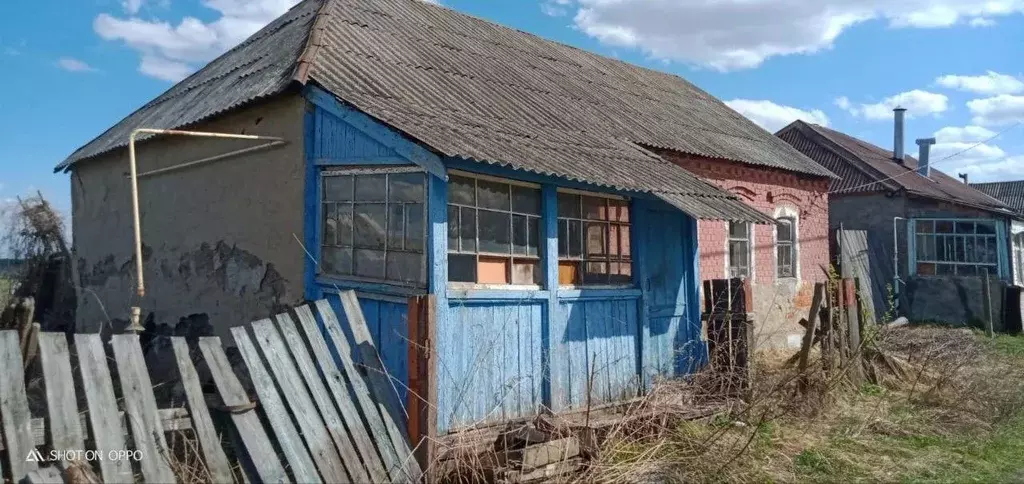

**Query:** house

left=970, top=180, right=1024, bottom=285
left=777, top=110, right=1016, bottom=327
left=58, top=0, right=826, bottom=433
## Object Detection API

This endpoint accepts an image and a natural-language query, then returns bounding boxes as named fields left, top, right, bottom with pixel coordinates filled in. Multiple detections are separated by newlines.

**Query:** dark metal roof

left=55, top=0, right=819, bottom=223
left=777, top=121, right=1013, bottom=215
left=971, top=180, right=1024, bottom=215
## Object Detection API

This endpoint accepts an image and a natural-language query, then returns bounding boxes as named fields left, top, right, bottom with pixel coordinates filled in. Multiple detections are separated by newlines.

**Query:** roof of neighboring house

left=54, top=0, right=842, bottom=223
left=971, top=180, right=1024, bottom=215
left=777, top=121, right=1013, bottom=215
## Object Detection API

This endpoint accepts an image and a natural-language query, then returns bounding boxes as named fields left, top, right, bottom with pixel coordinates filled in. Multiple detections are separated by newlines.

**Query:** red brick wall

left=660, top=152, right=831, bottom=305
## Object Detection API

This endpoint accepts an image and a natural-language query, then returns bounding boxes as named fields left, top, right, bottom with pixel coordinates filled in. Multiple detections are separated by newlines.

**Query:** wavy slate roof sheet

left=778, top=121, right=1012, bottom=215
left=56, top=0, right=839, bottom=223
left=972, top=181, right=1024, bottom=215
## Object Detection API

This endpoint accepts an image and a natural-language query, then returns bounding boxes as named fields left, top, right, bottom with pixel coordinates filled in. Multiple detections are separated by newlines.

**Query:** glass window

left=557, top=192, right=632, bottom=286
left=728, top=222, right=751, bottom=279
left=776, top=217, right=795, bottom=279
left=320, top=169, right=426, bottom=286
left=1014, top=233, right=1024, bottom=285
left=447, top=175, right=542, bottom=285
left=915, top=219, right=998, bottom=276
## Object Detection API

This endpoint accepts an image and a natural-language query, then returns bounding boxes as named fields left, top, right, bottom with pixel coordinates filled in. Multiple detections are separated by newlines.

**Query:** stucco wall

left=69, top=93, right=307, bottom=339
left=659, top=152, right=831, bottom=350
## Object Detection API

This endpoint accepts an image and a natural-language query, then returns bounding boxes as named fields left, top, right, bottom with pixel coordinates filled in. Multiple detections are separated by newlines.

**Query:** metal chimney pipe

left=916, top=137, right=936, bottom=177
left=959, top=173, right=970, bottom=184
left=893, top=107, right=907, bottom=162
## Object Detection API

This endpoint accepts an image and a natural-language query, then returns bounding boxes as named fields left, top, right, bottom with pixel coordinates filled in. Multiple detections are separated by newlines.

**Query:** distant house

left=58, top=0, right=829, bottom=432
left=777, top=110, right=1016, bottom=326
left=971, top=180, right=1024, bottom=285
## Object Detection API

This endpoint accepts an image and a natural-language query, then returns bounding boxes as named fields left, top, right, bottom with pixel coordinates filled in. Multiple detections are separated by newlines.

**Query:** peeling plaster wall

left=69, top=93, right=307, bottom=340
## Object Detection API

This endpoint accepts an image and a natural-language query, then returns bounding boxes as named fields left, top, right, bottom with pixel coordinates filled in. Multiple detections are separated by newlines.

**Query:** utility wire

left=828, top=121, right=1022, bottom=195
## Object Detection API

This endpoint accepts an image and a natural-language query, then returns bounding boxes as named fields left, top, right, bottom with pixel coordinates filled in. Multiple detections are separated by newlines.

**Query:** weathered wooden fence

left=0, top=290, right=421, bottom=483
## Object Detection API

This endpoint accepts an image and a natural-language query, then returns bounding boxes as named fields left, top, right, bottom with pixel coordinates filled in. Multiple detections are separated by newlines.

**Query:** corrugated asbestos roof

left=778, top=121, right=1012, bottom=215
left=55, top=0, right=836, bottom=223
left=971, top=180, right=1024, bottom=215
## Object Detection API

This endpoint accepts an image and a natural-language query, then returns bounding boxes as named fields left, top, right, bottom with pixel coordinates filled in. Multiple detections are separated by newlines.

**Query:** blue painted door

left=640, top=206, right=701, bottom=381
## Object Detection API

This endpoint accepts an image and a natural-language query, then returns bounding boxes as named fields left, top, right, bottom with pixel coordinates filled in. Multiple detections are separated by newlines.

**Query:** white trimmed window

left=727, top=222, right=752, bottom=279
left=1014, top=232, right=1024, bottom=285
left=773, top=206, right=800, bottom=280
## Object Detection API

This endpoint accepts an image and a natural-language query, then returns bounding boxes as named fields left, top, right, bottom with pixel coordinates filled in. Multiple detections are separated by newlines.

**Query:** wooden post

left=982, top=269, right=995, bottom=338
left=799, top=283, right=826, bottom=392
left=406, top=296, right=422, bottom=448
left=844, top=278, right=864, bottom=385
left=423, top=295, right=439, bottom=483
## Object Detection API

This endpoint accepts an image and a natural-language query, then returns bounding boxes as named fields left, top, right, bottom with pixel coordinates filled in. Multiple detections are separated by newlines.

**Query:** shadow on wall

left=904, top=276, right=1006, bottom=329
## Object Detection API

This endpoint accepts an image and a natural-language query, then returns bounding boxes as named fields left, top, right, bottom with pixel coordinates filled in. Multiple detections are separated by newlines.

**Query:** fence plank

left=37, top=333, right=84, bottom=455
left=315, top=298, right=416, bottom=483
left=74, top=334, right=134, bottom=483
left=337, top=292, right=422, bottom=482
left=171, top=338, right=234, bottom=484
left=276, top=313, right=377, bottom=483
left=0, top=330, right=35, bottom=479
left=294, top=305, right=393, bottom=483
left=231, top=327, right=321, bottom=484
left=198, top=337, right=288, bottom=484
left=111, top=334, right=176, bottom=483
left=251, top=319, right=350, bottom=483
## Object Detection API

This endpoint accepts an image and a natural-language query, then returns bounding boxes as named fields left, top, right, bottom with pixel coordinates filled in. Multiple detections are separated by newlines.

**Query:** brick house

left=655, top=152, right=833, bottom=349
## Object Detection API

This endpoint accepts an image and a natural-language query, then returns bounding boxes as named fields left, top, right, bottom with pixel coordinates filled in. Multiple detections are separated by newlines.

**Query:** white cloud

left=969, top=17, right=997, bottom=26
left=936, top=71, right=1024, bottom=95
left=931, top=141, right=1006, bottom=165
left=840, top=90, right=949, bottom=120
left=968, top=94, right=1024, bottom=125
left=94, top=0, right=303, bottom=81
left=123, top=0, right=145, bottom=14
left=56, top=57, right=96, bottom=72
left=724, top=99, right=829, bottom=132
left=564, top=0, right=1024, bottom=70
left=934, top=125, right=997, bottom=143
left=949, top=155, right=1024, bottom=181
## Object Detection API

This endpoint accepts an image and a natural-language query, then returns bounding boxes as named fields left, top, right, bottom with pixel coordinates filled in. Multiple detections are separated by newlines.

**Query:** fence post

left=983, top=269, right=995, bottom=338
left=845, top=278, right=864, bottom=385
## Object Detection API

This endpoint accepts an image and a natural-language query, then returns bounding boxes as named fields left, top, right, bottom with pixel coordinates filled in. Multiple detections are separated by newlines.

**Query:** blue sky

left=2, top=0, right=1024, bottom=216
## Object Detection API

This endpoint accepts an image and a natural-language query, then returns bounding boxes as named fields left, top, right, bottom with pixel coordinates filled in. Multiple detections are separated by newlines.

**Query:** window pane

left=406, top=204, right=425, bottom=252
left=917, top=262, right=936, bottom=275
left=511, top=186, right=541, bottom=215
left=322, top=203, right=337, bottom=246
left=528, top=217, right=540, bottom=257
left=477, top=179, right=510, bottom=211
left=936, top=221, right=954, bottom=233
left=916, top=220, right=934, bottom=234
left=388, top=204, right=405, bottom=250
left=460, top=207, right=477, bottom=253
left=958, top=264, right=978, bottom=276
left=558, top=221, right=569, bottom=257
left=355, top=174, right=386, bottom=201
left=609, top=199, right=630, bottom=223
left=322, top=247, right=352, bottom=275
left=609, top=263, right=631, bottom=284
left=558, top=261, right=579, bottom=285
left=585, top=222, right=607, bottom=258
left=323, top=176, right=353, bottom=202
left=777, top=245, right=793, bottom=277
left=447, top=205, right=460, bottom=251
left=387, top=252, right=423, bottom=284
left=512, top=215, right=529, bottom=256
left=338, top=203, right=353, bottom=246
left=477, top=256, right=510, bottom=284
left=558, top=193, right=580, bottom=218
left=955, top=222, right=975, bottom=234
left=583, top=261, right=608, bottom=284
left=916, top=235, right=930, bottom=260
left=354, top=204, right=387, bottom=249
left=729, top=240, right=749, bottom=272
left=620, top=226, right=631, bottom=257
left=353, top=249, right=385, bottom=279
left=777, top=219, right=793, bottom=242
left=478, top=210, right=511, bottom=254
left=511, top=260, right=541, bottom=285
left=389, top=173, right=424, bottom=202
left=449, top=175, right=476, bottom=205
left=729, top=222, right=749, bottom=239
left=582, top=196, right=606, bottom=220
left=936, top=263, right=954, bottom=275
left=568, top=220, right=583, bottom=258
left=954, top=237, right=965, bottom=262
left=609, top=225, right=620, bottom=258
left=448, top=254, right=476, bottom=282
left=977, top=222, right=996, bottom=235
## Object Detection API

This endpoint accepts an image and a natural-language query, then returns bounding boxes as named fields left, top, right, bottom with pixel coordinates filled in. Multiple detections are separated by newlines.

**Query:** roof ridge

left=797, top=122, right=900, bottom=192
left=293, top=0, right=334, bottom=84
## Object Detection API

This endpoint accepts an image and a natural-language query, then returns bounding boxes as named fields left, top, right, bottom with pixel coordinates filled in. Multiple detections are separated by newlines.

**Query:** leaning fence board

left=37, top=333, right=84, bottom=454
left=171, top=337, right=234, bottom=484
left=199, top=337, right=288, bottom=484
left=276, top=313, right=377, bottom=483
left=0, top=330, right=36, bottom=479
left=112, top=334, right=176, bottom=483
left=23, top=466, right=63, bottom=484
left=313, top=299, right=409, bottom=482
left=0, top=409, right=190, bottom=452
left=231, top=327, right=322, bottom=484
left=294, top=305, right=393, bottom=483
left=75, top=334, right=134, bottom=483
left=251, top=319, right=350, bottom=483
left=337, top=292, right=422, bottom=482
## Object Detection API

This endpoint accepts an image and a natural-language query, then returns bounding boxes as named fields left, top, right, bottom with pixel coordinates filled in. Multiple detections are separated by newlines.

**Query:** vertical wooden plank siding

left=111, top=334, right=175, bottom=484
left=198, top=337, right=287, bottom=484
left=291, top=306, right=390, bottom=482
left=0, top=331, right=35, bottom=479
left=316, top=106, right=399, bottom=161
left=250, top=319, right=351, bottom=483
left=312, top=300, right=409, bottom=482
left=230, top=327, right=321, bottom=484
left=74, top=334, right=133, bottom=483
left=170, top=338, right=235, bottom=484
left=37, top=333, right=83, bottom=453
